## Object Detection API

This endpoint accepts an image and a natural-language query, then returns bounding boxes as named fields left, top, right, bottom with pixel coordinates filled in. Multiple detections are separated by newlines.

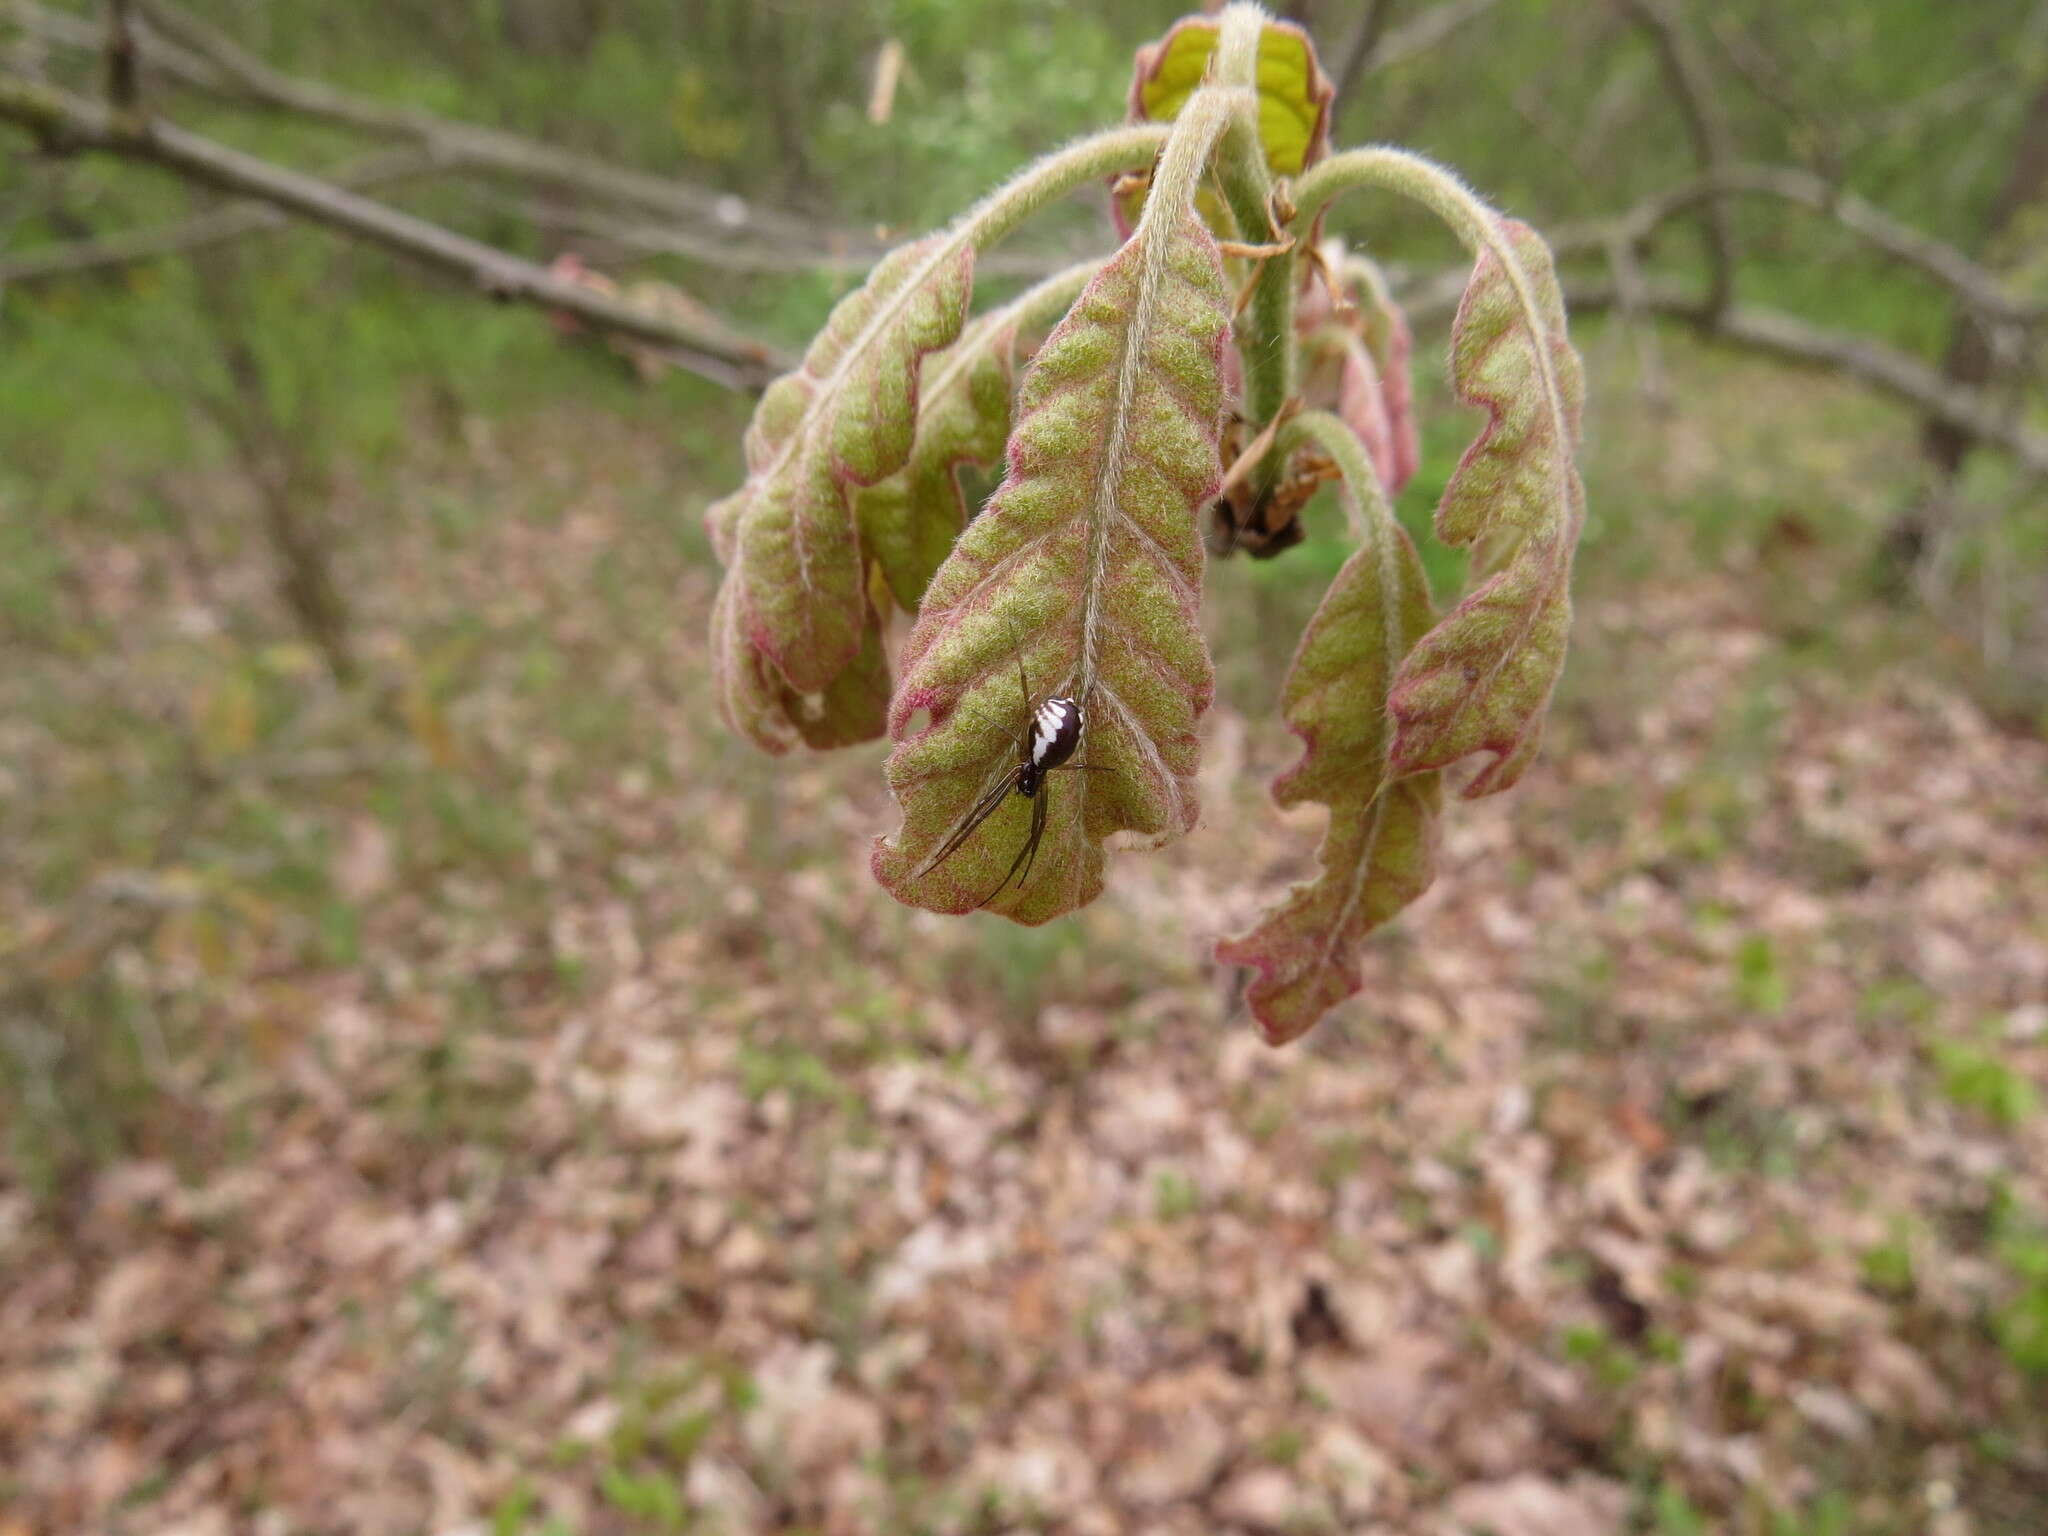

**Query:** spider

left=915, top=624, right=1111, bottom=908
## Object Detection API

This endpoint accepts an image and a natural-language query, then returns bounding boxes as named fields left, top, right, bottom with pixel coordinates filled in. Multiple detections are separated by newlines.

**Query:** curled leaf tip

left=706, top=234, right=976, bottom=744
left=1388, top=217, right=1585, bottom=797
left=1216, top=424, right=1442, bottom=1045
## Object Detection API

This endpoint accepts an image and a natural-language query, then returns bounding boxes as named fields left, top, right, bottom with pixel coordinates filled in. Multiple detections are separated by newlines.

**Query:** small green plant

left=1859, top=1222, right=1916, bottom=1298
left=597, top=1464, right=685, bottom=1530
left=1650, top=1481, right=1708, bottom=1536
left=1733, top=933, right=1790, bottom=1015
left=706, top=4, right=1586, bottom=1045
left=1562, top=1322, right=1639, bottom=1390
left=1989, top=1189, right=2048, bottom=1376
left=1931, top=1037, right=2040, bottom=1130
left=1768, top=1490, right=1854, bottom=1536
left=1152, top=1168, right=1201, bottom=1220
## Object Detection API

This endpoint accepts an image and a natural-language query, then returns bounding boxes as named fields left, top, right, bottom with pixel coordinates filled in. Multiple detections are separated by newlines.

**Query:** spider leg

left=916, top=768, right=1021, bottom=879
left=1015, top=781, right=1050, bottom=891
left=980, top=783, right=1048, bottom=908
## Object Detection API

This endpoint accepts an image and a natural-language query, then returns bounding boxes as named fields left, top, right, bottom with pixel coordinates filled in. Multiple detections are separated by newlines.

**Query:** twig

left=498, top=194, right=1092, bottom=281
left=1331, top=0, right=1395, bottom=105
left=10, top=0, right=840, bottom=252
left=1619, top=164, right=2044, bottom=329
left=1387, top=256, right=2047, bottom=473
left=0, top=74, right=790, bottom=390
left=1371, top=0, right=1505, bottom=71
left=1573, top=277, right=2043, bottom=475
left=0, top=146, right=447, bottom=284
left=1619, top=0, right=1736, bottom=324
left=1601, top=223, right=1669, bottom=410
left=103, top=0, right=138, bottom=109
left=124, top=0, right=820, bottom=247
left=1698, top=11, right=1842, bottom=176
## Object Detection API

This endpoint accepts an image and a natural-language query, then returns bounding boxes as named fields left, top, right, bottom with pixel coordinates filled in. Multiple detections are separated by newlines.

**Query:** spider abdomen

left=1020, top=696, right=1083, bottom=796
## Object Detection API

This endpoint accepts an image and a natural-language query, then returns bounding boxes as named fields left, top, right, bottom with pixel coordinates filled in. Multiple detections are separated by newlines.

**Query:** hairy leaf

left=782, top=592, right=892, bottom=750
left=872, top=206, right=1231, bottom=923
left=1129, top=16, right=1333, bottom=179
left=708, top=573, right=796, bottom=755
left=1388, top=218, right=1584, bottom=797
left=1348, top=267, right=1420, bottom=497
left=708, top=497, right=890, bottom=752
left=854, top=312, right=1020, bottom=614
left=1299, top=260, right=1420, bottom=500
left=1217, top=430, right=1441, bottom=1044
left=706, top=235, right=974, bottom=696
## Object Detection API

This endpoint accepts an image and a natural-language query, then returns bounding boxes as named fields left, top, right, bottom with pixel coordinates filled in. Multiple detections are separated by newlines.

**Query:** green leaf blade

left=1217, top=444, right=1442, bottom=1045
left=1128, top=17, right=1333, bottom=179
left=871, top=206, right=1231, bottom=924
left=709, top=235, right=975, bottom=706
left=855, top=319, right=1018, bottom=613
left=1388, top=218, right=1585, bottom=796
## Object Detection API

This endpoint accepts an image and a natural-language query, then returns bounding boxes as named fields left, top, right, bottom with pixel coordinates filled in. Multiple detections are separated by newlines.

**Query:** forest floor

left=3, top=339, right=2047, bottom=1536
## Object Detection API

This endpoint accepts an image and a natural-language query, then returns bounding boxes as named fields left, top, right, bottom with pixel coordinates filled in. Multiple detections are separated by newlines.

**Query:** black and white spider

left=915, top=630, right=1107, bottom=908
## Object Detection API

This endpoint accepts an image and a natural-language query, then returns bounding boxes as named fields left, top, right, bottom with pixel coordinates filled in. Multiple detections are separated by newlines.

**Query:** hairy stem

left=1291, top=146, right=1574, bottom=510
left=1210, top=3, right=1297, bottom=475
left=1284, top=408, right=1399, bottom=548
left=953, top=123, right=1171, bottom=257
left=1075, top=87, right=1245, bottom=700
left=1286, top=409, right=1413, bottom=769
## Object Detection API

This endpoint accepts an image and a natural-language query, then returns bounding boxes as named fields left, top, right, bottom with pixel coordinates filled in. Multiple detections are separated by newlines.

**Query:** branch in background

left=103, top=0, right=138, bottom=109
left=1371, top=0, right=1505, bottom=72
left=7, top=0, right=829, bottom=249
left=1620, top=164, right=2046, bottom=330
left=1331, top=0, right=1395, bottom=105
left=1619, top=0, right=1736, bottom=324
left=0, top=146, right=448, bottom=284
left=10, top=0, right=940, bottom=278
left=1698, top=10, right=1843, bottom=176
left=0, top=75, right=791, bottom=390
left=1924, top=75, right=2048, bottom=478
left=1601, top=222, right=1669, bottom=409
left=506, top=196, right=1095, bottom=282
left=122, top=0, right=822, bottom=249
left=1400, top=267, right=2048, bottom=477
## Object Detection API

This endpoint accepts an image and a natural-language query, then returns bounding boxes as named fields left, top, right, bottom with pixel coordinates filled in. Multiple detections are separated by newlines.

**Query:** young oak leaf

left=1299, top=262, right=1420, bottom=501
left=871, top=206, right=1231, bottom=924
left=1115, top=15, right=1333, bottom=235
left=709, top=572, right=797, bottom=755
left=1348, top=265, right=1421, bottom=497
left=1216, top=433, right=1442, bottom=1044
left=854, top=311, right=1020, bottom=614
left=708, top=495, right=890, bottom=752
left=1388, top=217, right=1585, bottom=797
left=706, top=233, right=974, bottom=695
left=782, top=593, right=891, bottom=750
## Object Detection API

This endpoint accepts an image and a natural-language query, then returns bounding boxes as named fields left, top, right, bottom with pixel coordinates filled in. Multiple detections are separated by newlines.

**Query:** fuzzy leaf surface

left=1216, top=453, right=1441, bottom=1043
left=1348, top=273, right=1420, bottom=497
left=1299, top=265, right=1420, bottom=500
left=1388, top=218, right=1584, bottom=797
left=709, top=574, right=796, bottom=755
left=1129, top=17, right=1332, bottom=178
left=854, top=313, right=1019, bottom=614
left=871, top=209, right=1230, bottom=923
left=785, top=597, right=891, bottom=750
left=706, top=235, right=973, bottom=696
